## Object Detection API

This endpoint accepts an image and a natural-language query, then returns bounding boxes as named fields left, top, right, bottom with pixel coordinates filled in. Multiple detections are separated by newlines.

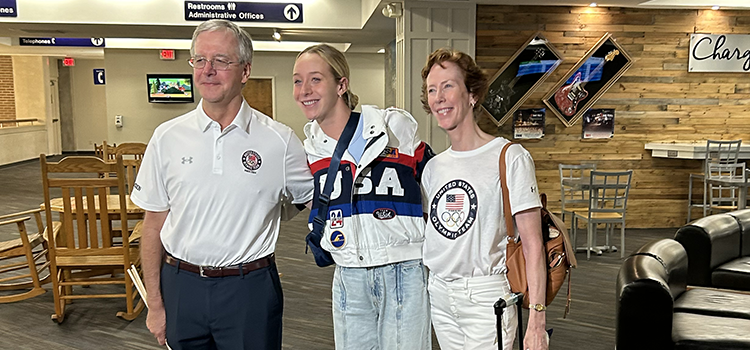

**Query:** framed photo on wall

left=513, top=108, right=546, bottom=139
left=582, top=109, right=615, bottom=139
left=481, top=32, right=562, bottom=126
left=543, top=33, right=633, bottom=127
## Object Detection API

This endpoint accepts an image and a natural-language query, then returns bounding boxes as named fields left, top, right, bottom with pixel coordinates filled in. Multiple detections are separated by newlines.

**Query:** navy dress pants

left=160, top=261, right=283, bottom=350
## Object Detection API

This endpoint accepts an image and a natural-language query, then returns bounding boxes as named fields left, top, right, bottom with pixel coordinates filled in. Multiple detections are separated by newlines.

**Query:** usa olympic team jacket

left=303, top=105, right=433, bottom=268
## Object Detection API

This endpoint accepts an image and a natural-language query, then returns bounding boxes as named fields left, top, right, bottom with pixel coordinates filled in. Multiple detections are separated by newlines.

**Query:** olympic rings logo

left=441, top=210, right=466, bottom=227
left=429, top=180, right=478, bottom=240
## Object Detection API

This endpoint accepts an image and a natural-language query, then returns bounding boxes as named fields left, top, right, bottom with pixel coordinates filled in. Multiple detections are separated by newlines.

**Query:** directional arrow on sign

left=284, top=4, right=300, bottom=21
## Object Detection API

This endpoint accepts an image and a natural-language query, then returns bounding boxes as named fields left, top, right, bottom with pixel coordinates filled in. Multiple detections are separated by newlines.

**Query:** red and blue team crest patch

left=379, top=147, right=399, bottom=159
left=242, top=150, right=262, bottom=173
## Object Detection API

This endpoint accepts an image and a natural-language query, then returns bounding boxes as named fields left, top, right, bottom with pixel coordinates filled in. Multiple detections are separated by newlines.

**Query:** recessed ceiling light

left=589, top=2, right=597, bottom=7
left=377, top=48, right=385, bottom=54
left=711, top=5, right=720, bottom=10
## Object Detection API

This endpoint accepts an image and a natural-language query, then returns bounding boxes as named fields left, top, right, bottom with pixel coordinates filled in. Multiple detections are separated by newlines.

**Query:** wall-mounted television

left=147, top=74, right=194, bottom=103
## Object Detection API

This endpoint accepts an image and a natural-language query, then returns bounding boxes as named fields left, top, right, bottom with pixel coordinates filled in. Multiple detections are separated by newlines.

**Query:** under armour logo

left=531, top=186, right=536, bottom=193
left=181, top=157, right=193, bottom=164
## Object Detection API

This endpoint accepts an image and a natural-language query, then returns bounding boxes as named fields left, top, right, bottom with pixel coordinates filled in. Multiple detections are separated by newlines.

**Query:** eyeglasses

left=188, top=57, right=238, bottom=71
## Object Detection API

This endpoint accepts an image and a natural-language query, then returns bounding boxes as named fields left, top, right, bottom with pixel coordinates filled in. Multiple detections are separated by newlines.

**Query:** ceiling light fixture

left=272, top=29, right=282, bottom=42
left=382, top=3, right=403, bottom=18
left=711, top=5, right=720, bottom=10
left=377, top=48, right=385, bottom=54
left=589, top=2, right=597, bottom=7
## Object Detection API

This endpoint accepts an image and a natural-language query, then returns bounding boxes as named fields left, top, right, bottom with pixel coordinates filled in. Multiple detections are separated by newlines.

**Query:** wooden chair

left=94, top=142, right=118, bottom=182
left=114, top=142, right=146, bottom=195
left=114, top=142, right=146, bottom=160
left=94, top=141, right=117, bottom=161
left=93, top=143, right=103, bottom=159
left=0, top=208, right=55, bottom=303
left=41, top=154, right=144, bottom=323
left=572, top=170, right=633, bottom=260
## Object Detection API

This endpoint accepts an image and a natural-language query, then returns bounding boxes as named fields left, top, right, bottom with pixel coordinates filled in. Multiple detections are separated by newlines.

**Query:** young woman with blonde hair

left=293, top=44, right=434, bottom=350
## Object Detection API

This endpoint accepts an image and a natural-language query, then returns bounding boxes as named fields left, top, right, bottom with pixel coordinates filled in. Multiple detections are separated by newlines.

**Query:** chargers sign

left=185, top=1, right=302, bottom=23
left=689, top=34, right=750, bottom=73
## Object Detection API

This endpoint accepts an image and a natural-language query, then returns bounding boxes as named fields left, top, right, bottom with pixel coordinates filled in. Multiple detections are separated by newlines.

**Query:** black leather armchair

left=616, top=238, right=750, bottom=350
left=675, top=210, right=750, bottom=291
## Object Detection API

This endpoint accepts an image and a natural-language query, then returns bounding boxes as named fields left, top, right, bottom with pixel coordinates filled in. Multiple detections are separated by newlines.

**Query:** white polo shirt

left=131, top=99, right=314, bottom=267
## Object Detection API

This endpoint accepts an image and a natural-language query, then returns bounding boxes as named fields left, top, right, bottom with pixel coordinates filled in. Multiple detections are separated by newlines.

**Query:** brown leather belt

left=164, top=254, right=274, bottom=278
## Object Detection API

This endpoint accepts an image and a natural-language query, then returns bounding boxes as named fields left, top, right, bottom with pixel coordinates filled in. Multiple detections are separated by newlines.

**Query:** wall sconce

left=382, top=3, right=402, bottom=18
left=272, top=29, right=282, bottom=42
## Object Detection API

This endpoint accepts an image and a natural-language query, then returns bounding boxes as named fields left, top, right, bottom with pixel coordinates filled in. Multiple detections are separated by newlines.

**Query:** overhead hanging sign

left=0, top=0, right=16, bottom=17
left=689, top=34, right=750, bottom=72
left=19, top=37, right=106, bottom=47
left=184, top=2, right=302, bottom=23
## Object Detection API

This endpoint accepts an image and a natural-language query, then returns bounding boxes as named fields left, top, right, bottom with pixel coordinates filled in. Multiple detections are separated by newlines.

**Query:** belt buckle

left=199, top=265, right=208, bottom=278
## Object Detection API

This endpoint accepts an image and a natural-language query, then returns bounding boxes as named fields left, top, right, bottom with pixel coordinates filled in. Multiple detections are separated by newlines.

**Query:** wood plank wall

left=475, top=5, right=750, bottom=228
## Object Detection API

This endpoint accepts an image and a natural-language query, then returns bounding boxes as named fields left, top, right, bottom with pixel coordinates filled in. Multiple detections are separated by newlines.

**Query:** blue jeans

left=332, top=259, right=431, bottom=350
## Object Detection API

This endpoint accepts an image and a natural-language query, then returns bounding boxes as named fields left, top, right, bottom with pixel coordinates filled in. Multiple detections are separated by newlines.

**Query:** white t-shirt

left=131, top=100, right=314, bottom=267
left=422, top=137, right=541, bottom=281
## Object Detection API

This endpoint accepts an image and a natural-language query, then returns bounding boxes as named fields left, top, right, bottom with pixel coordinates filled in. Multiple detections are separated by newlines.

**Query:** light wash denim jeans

left=332, top=259, right=431, bottom=350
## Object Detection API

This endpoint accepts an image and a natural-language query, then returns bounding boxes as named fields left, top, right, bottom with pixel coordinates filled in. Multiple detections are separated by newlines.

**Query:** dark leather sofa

left=674, top=209, right=750, bottom=291
left=616, top=238, right=750, bottom=350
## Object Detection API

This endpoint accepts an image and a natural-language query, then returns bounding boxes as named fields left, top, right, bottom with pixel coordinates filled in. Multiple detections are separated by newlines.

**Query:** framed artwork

left=543, top=33, right=633, bottom=127
left=582, top=109, right=615, bottom=139
left=481, top=32, right=562, bottom=126
left=513, top=108, right=546, bottom=139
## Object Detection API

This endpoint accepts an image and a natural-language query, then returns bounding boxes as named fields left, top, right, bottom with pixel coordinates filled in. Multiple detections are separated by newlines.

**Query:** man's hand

left=141, top=210, right=169, bottom=346
left=146, top=303, right=167, bottom=346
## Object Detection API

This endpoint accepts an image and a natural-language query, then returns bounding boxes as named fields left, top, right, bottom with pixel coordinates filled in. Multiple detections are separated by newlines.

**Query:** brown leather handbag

left=499, top=142, right=577, bottom=317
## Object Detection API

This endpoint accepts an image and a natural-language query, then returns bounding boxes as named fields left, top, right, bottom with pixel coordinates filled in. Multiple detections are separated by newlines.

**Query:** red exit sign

left=62, top=57, right=75, bottom=66
left=160, top=49, right=175, bottom=60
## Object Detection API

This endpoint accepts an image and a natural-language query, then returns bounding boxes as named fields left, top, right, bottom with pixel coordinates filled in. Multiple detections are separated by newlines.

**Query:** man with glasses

left=132, top=19, right=313, bottom=350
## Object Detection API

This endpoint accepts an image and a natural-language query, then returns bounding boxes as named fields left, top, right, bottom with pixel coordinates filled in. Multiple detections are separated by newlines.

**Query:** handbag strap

left=499, top=142, right=515, bottom=238
left=311, top=112, right=361, bottom=237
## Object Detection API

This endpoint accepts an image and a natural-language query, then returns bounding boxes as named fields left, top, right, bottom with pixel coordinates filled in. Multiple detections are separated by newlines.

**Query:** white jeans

left=428, top=273, right=518, bottom=350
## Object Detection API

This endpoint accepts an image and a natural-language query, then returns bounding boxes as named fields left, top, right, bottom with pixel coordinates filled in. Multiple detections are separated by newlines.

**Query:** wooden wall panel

left=476, top=6, right=750, bottom=228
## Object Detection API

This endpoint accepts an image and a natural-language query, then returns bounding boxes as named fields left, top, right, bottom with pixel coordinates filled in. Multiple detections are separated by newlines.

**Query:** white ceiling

left=0, top=0, right=747, bottom=58
left=473, top=0, right=749, bottom=8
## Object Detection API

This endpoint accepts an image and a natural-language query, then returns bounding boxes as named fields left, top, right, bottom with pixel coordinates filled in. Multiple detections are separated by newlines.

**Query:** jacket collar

left=303, top=105, right=387, bottom=156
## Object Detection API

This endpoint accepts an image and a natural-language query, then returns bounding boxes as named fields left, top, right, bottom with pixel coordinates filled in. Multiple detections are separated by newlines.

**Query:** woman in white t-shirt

left=419, top=48, right=548, bottom=350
